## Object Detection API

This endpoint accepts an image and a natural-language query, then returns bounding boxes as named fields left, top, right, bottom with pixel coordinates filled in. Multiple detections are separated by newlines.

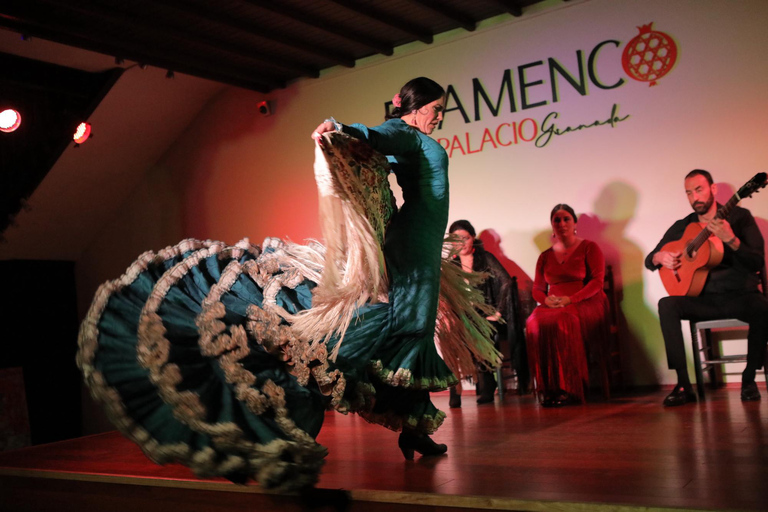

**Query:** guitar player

left=645, top=169, right=768, bottom=406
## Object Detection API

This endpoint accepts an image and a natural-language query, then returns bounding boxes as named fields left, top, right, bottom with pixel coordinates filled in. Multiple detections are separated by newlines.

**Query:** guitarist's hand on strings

left=653, top=250, right=682, bottom=270
left=707, top=218, right=740, bottom=250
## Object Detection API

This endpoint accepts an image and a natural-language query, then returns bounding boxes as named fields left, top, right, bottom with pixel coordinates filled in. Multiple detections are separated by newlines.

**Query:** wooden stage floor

left=1, top=388, right=767, bottom=511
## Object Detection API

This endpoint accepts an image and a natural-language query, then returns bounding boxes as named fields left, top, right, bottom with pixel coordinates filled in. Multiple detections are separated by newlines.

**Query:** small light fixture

left=0, top=109, right=21, bottom=133
left=73, top=122, right=92, bottom=145
left=257, top=100, right=272, bottom=117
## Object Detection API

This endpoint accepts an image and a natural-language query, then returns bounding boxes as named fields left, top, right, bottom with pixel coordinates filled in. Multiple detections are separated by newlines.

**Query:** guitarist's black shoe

left=741, top=382, right=761, bottom=402
left=663, top=386, right=697, bottom=407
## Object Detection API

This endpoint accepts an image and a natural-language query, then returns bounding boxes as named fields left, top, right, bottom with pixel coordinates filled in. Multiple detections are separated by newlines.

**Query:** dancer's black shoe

left=398, top=432, right=448, bottom=460
left=224, top=471, right=249, bottom=485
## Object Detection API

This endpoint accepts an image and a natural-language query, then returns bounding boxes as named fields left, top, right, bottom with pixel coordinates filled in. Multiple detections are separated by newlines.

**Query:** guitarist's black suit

left=646, top=204, right=768, bottom=382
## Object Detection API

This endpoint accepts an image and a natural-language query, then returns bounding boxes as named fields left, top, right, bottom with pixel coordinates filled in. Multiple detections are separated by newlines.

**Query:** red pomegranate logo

left=622, top=23, right=678, bottom=86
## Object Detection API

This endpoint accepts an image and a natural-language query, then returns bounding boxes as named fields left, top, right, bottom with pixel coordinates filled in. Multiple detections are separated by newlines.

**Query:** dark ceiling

left=0, top=0, right=547, bottom=93
left=0, top=0, right=551, bottom=239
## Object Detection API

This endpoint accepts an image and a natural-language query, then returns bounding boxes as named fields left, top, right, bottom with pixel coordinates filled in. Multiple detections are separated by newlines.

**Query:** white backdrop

left=80, top=0, right=768, bottom=387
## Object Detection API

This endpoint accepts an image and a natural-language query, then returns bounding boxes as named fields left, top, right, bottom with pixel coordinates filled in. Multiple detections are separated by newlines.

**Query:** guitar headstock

left=738, top=172, right=768, bottom=199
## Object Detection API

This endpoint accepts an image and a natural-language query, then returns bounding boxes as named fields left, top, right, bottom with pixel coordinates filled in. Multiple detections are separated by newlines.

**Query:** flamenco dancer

left=77, top=77, right=499, bottom=492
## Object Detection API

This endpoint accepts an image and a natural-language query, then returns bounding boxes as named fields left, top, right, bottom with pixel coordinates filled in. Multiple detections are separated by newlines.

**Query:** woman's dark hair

left=386, top=77, right=445, bottom=120
left=449, top=219, right=476, bottom=237
left=550, top=204, right=578, bottom=223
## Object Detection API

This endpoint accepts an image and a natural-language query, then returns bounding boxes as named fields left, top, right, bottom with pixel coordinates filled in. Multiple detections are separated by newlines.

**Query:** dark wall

left=0, top=260, right=81, bottom=444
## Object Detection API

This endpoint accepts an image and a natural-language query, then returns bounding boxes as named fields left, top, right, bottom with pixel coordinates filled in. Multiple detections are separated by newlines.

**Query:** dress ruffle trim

left=358, top=408, right=446, bottom=436
left=369, top=360, right=459, bottom=391
left=334, top=381, right=446, bottom=435
left=78, top=238, right=340, bottom=491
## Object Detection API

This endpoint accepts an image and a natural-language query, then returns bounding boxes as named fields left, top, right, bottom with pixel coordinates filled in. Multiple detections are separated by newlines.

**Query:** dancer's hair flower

left=392, top=93, right=402, bottom=108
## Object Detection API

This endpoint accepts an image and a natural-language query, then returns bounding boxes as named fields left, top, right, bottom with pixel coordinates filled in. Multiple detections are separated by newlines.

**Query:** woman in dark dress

left=447, top=219, right=514, bottom=406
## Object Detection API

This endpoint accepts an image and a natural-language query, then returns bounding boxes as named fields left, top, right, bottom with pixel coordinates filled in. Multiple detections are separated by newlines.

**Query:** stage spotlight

left=0, top=109, right=21, bottom=133
left=73, top=122, right=92, bottom=145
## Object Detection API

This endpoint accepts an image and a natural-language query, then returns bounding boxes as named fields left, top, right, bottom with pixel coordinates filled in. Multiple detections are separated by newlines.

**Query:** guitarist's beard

left=691, top=195, right=714, bottom=215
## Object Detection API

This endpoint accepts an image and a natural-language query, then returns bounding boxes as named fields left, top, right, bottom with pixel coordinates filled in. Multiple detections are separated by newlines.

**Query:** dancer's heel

left=399, top=441, right=415, bottom=461
left=398, top=432, right=447, bottom=460
left=224, top=471, right=249, bottom=485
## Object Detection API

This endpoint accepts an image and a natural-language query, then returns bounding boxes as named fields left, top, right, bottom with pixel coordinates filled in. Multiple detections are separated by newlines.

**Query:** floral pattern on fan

left=325, top=132, right=397, bottom=247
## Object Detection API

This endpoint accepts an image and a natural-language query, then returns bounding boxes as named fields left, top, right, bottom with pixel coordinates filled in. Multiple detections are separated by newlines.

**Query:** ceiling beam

left=488, top=0, right=524, bottom=17
left=243, top=0, right=396, bottom=56
left=328, top=0, right=434, bottom=44
left=16, top=0, right=318, bottom=78
left=408, top=0, right=476, bottom=32
left=0, top=16, right=282, bottom=92
left=156, top=0, right=357, bottom=68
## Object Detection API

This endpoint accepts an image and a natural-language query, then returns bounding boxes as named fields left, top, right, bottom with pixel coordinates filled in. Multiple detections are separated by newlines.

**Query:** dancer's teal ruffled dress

left=78, top=121, right=498, bottom=491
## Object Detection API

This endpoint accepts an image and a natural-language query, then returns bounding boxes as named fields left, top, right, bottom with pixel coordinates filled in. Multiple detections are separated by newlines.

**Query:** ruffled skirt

left=78, top=237, right=463, bottom=491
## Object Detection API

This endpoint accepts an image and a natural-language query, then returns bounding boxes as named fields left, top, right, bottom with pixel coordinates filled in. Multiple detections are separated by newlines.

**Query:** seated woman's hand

left=545, top=295, right=571, bottom=308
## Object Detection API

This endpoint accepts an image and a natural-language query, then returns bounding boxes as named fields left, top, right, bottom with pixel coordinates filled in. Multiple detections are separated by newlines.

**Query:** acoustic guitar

left=659, top=172, right=767, bottom=296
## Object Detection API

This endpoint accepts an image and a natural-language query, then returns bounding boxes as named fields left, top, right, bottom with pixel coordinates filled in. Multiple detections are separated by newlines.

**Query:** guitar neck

left=717, top=193, right=741, bottom=220
left=686, top=194, right=740, bottom=255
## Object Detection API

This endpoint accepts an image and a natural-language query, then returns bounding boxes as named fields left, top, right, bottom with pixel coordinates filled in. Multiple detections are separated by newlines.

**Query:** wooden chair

left=689, top=266, right=768, bottom=398
left=585, top=265, right=621, bottom=399
left=604, top=265, right=623, bottom=392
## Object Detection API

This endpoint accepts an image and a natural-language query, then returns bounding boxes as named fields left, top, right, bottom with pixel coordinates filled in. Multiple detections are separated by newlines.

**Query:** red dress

left=525, top=240, right=609, bottom=402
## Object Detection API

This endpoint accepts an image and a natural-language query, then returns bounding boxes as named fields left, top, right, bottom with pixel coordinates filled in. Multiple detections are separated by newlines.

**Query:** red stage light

left=73, top=122, right=92, bottom=144
left=0, top=109, right=21, bottom=133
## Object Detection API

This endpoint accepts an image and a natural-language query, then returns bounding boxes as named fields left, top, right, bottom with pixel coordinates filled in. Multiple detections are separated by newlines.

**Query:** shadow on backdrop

left=478, top=229, right=535, bottom=318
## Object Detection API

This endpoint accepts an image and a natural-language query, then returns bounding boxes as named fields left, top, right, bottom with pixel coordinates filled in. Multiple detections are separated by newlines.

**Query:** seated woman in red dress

left=526, top=204, right=610, bottom=407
